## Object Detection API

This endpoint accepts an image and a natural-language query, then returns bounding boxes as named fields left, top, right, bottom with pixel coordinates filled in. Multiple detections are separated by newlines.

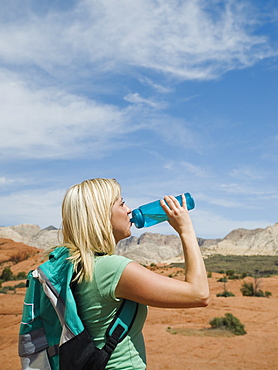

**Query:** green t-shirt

left=74, top=255, right=148, bottom=370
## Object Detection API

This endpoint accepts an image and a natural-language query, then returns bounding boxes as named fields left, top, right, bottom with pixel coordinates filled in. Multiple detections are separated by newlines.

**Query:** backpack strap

left=104, top=299, right=139, bottom=354
left=76, top=299, right=138, bottom=370
left=59, top=300, right=139, bottom=370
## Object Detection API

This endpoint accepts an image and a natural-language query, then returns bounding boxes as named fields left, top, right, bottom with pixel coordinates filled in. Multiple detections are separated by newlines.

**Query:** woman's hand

left=160, top=194, right=194, bottom=236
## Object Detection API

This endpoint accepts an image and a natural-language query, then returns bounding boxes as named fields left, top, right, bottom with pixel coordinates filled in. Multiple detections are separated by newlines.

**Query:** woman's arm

left=115, top=194, right=210, bottom=308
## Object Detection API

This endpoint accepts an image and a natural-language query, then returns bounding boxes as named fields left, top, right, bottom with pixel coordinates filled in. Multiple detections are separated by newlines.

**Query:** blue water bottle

left=130, top=193, right=195, bottom=229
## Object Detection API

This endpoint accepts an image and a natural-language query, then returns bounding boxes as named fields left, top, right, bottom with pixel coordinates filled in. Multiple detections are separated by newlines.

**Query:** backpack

left=18, top=247, right=138, bottom=370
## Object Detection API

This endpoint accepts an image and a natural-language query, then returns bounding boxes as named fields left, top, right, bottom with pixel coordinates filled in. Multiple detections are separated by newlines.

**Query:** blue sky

left=0, top=0, right=277, bottom=239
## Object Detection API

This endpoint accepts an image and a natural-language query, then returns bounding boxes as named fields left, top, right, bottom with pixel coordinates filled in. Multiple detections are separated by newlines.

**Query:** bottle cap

left=130, top=208, right=145, bottom=229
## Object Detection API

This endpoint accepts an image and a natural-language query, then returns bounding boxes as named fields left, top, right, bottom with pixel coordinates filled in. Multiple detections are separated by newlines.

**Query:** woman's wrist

left=178, top=224, right=196, bottom=239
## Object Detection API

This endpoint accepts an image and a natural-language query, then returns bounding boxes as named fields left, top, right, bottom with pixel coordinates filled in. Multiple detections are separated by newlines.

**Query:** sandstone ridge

left=0, top=224, right=60, bottom=249
left=0, top=223, right=277, bottom=264
left=116, top=223, right=278, bottom=263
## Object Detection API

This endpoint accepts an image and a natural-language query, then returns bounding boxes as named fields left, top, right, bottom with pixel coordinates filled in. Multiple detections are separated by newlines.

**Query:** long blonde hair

left=61, top=178, right=121, bottom=282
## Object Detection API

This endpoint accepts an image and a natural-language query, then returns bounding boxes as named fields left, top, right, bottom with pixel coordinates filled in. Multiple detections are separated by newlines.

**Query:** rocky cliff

left=0, top=224, right=60, bottom=249
left=117, top=223, right=278, bottom=263
left=0, top=223, right=277, bottom=264
left=116, top=233, right=183, bottom=264
left=201, top=223, right=278, bottom=257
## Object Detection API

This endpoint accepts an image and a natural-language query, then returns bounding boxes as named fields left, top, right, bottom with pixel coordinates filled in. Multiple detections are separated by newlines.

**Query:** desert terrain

left=0, top=239, right=277, bottom=369
left=143, top=266, right=278, bottom=370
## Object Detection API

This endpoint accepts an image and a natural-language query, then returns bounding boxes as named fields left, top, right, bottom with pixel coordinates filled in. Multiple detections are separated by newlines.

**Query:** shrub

left=0, top=282, right=26, bottom=294
left=228, top=274, right=240, bottom=280
left=240, top=282, right=254, bottom=296
left=14, top=282, right=26, bottom=289
left=210, top=316, right=223, bottom=328
left=0, top=267, right=14, bottom=281
left=0, top=286, right=16, bottom=294
left=225, top=270, right=240, bottom=279
left=210, top=313, right=246, bottom=335
left=240, top=281, right=272, bottom=297
left=217, top=277, right=228, bottom=282
left=216, top=290, right=235, bottom=297
left=254, top=289, right=265, bottom=297
left=226, top=270, right=235, bottom=277
left=17, top=271, right=27, bottom=280
left=207, top=271, right=212, bottom=278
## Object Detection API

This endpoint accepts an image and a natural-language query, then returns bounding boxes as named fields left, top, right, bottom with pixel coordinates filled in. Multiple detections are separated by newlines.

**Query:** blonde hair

left=61, top=178, right=121, bottom=282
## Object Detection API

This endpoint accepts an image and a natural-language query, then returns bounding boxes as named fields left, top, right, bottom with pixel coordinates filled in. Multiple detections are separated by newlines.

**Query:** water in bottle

left=130, top=193, right=195, bottom=229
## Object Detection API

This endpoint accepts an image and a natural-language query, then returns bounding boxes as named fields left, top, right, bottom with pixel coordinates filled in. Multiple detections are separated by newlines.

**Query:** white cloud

left=0, top=177, right=15, bottom=185
left=220, top=183, right=268, bottom=196
left=76, top=0, right=275, bottom=78
left=230, top=166, right=263, bottom=180
left=0, top=189, right=64, bottom=228
left=124, top=93, right=164, bottom=109
left=0, top=1, right=275, bottom=81
left=150, top=120, right=202, bottom=152
left=0, top=70, right=141, bottom=159
left=0, top=70, right=202, bottom=161
left=138, top=77, right=174, bottom=94
left=0, top=176, right=28, bottom=186
left=181, top=162, right=211, bottom=178
left=163, top=161, right=211, bottom=178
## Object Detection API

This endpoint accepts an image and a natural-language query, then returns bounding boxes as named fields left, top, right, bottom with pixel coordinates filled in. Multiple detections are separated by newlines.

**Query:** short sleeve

left=94, top=255, right=132, bottom=301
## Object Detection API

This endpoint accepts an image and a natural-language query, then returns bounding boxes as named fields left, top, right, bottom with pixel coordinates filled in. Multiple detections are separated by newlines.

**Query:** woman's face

left=111, top=197, right=132, bottom=243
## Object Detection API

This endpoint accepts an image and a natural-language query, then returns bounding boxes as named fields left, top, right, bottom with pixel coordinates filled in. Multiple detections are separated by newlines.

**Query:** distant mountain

left=42, top=225, right=58, bottom=231
left=0, top=224, right=60, bottom=249
left=200, top=223, right=278, bottom=258
left=0, top=223, right=277, bottom=264
left=116, top=224, right=278, bottom=263
left=116, top=233, right=183, bottom=264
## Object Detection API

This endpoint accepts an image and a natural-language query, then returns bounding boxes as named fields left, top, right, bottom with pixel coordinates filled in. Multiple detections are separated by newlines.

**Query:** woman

left=62, top=178, right=209, bottom=369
